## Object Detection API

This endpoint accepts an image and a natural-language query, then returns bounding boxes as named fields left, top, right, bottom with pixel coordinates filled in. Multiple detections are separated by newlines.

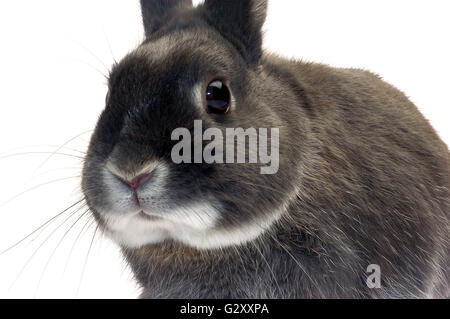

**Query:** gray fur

left=82, top=0, right=449, bottom=298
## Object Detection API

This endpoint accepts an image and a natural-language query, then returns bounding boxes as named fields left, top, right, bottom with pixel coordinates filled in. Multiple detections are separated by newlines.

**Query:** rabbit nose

left=126, top=173, right=153, bottom=191
left=106, top=161, right=157, bottom=191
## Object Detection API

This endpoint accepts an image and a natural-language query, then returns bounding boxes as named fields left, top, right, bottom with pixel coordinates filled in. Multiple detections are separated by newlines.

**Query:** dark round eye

left=206, top=80, right=231, bottom=114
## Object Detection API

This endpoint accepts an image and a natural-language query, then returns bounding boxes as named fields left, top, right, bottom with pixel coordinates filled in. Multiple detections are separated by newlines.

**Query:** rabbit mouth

left=138, top=211, right=162, bottom=222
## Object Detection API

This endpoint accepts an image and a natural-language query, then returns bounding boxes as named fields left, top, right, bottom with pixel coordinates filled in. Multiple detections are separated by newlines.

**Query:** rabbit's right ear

left=202, top=0, right=268, bottom=64
left=140, top=0, right=193, bottom=37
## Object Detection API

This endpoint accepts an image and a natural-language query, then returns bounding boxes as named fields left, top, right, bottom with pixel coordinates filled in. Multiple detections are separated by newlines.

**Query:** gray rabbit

left=81, top=0, right=449, bottom=298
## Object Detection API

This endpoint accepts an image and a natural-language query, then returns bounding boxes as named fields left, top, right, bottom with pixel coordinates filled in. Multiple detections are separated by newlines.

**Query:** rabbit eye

left=206, top=80, right=231, bottom=114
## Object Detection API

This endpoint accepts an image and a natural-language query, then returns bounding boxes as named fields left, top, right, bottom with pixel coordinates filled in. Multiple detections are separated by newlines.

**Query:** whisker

left=62, top=214, right=95, bottom=278
left=0, top=176, right=81, bottom=208
left=71, top=40, right=110, bottom=74
left=34, top=208, right=90, bottom=297
left=0, top=145, right=87, bottom=156
left=31, top=167, right=83, bottom=180
left=0, top=199, right=86, bottom=255
left=76, top=224, right=99, bottom=297
left=8, top=202, right=88, bottom=291
left=0, top=152, right=85, bottom=161
left=102, top=29, right=117, bottom=65
left=31, top=130, right=92, bottom=176
left=62, top=57, right=109, bottom=80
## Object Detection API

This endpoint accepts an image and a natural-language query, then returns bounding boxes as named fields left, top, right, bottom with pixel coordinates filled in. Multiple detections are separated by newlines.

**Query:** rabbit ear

left=140, top=0, right=193, bottom=37
left=203, top=0, right=268, bottom=63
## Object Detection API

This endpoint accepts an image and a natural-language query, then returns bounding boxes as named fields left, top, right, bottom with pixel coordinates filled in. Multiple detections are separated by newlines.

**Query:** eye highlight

left=205, top=80, right=231, bottom=114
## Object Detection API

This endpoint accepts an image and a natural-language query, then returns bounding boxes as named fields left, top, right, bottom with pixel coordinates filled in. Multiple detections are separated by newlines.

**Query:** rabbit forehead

left=135, top=33, right=183, bottom=61
left=134, top=29, right=236, bottom=68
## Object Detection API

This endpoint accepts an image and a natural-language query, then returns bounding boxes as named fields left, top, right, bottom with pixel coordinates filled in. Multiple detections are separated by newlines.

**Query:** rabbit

left=81, top=0, right=449, bottom=299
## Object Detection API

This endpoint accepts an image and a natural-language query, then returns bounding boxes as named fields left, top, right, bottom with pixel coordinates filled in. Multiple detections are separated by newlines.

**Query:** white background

left=0, top=0, right=449, bottom=298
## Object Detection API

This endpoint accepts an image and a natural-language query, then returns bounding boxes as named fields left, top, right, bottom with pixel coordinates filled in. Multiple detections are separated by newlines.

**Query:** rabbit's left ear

left=140, top=0, right=193, bottom=37
left=203, top=0, right=268, bottom=64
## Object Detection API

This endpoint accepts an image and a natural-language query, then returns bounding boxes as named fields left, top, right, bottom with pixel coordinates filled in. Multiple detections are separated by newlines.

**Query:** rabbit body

left=82, top=0, right=449, bottom=298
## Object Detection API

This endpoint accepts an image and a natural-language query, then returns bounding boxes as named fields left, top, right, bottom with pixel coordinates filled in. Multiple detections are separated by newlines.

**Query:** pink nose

left=126, top=173, right=153, bottom=191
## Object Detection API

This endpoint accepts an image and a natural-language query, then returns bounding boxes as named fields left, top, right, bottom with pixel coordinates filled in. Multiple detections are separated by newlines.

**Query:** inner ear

left=141, top=0, right=193, bottom=37
left=202, top=0, right=268, bottom=64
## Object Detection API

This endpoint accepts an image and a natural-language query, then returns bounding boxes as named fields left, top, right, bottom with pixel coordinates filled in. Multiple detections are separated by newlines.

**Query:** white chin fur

left=102, top=203, right=219, bottom=249
left=101, top=202, right=285, bottom=250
